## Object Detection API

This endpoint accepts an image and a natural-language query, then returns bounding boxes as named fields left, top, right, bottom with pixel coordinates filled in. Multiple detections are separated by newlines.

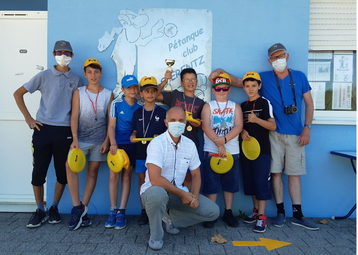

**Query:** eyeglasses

left=183, top=79, right=197, bottom=84
left=269, top=52, right=286, bottom=61
left=55, top=51, right=72, bottom=57
left=214, top=87, right=230, bottom=92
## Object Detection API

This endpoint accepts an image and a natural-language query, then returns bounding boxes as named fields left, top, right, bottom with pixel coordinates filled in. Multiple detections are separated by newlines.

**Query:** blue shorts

left=135, top=159, right=147, bottom=173
left=202, top=151, right=240, bottom=194
left=118, top=143, right=136, bottom=168
left=241, top=153, right=272, bottom=200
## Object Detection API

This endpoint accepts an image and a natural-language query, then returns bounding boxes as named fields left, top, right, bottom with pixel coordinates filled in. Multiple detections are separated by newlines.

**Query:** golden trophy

left=164, top=59, right=175, bottom=92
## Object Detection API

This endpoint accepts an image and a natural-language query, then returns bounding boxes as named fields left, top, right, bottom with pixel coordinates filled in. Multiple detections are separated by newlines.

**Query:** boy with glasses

left=201, top=73, right=243, bottom=228
left=14, top=40, right=82, bottom=228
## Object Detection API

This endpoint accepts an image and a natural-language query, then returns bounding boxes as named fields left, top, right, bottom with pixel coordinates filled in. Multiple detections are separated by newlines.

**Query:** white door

left=0, top=11, right=47, bottom=212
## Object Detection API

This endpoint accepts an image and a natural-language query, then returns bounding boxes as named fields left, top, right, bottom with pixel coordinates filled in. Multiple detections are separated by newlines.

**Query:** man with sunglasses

left=14, top=40, right=82, bottom=228
left=208, top=43, right=318, bottom=231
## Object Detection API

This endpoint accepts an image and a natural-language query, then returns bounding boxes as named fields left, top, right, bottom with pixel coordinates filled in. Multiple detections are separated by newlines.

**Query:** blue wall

left=7, top=0, right=356, bottom=218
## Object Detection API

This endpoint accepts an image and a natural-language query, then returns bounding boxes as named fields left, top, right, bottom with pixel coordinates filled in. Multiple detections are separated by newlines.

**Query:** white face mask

left=271, top=58, right=287, bottom=72
left=168, top=122, right=186, bottom=138
left=55, top=55, right=72, bottom=67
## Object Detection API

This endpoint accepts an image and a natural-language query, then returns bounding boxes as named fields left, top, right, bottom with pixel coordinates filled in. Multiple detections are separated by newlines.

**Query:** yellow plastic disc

left=210, top=151, right=234, bottom=174
left=242, top=136, right=261, bottom=160
left=107, top=149, right=124, bottom=173
left=133, top=138, right=154, bottom=141
left=185, top=111, right=201, bottom=124
left=68, top=148, right=86, bottom=173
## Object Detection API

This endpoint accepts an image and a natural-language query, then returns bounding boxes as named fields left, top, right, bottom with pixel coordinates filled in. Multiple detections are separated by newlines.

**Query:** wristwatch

left=304, top=124, right=312, bottom=129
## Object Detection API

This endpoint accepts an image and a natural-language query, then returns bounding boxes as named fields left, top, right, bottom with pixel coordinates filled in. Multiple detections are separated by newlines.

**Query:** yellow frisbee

left=107, top=149, right=123, bottom=173
left=185, top=111, right=201, bottom=124
left=133, top=138, right=154, bottom=141
left=68, top=147, right=86, bottom=173
left=242, top=136, right=261, bottom=160
left=210, top=151, right=234, bottom=174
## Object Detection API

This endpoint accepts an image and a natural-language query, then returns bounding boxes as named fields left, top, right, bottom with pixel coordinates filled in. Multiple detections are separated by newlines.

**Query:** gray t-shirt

left=78, top=86, right=112, bottom=144
left=24, top=66, right=82, bottom=126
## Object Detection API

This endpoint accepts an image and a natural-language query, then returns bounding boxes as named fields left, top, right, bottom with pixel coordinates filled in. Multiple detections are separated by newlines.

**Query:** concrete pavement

left=0, top=212, right=355, bottom=255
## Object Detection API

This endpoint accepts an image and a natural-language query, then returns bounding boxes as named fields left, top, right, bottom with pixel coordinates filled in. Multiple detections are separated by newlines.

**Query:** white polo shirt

left=140, top=131, right=201, bottom=195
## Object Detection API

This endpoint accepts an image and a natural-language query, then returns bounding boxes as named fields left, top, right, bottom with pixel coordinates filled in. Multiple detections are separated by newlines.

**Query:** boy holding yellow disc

left=66, top=59, right=113, bottom=231
left=201, top=73, right=243, bottom=228
left=240, top=72, right=276, bottom=233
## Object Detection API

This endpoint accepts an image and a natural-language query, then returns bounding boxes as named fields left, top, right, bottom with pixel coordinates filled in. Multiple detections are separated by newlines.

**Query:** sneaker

left=291, top=217, right=320, bottom=231
left=202, top=220, right=216, bottom=228
left=273, top=214, right=286, bottom=227
left=27, top=208, right=48, bottom=228
left=114, top=212, right=127, bottom=229
left=162, top=211, right=180, bottom=234
left=243, top=208, right=258, bottom=224
left=222, top=209, right=239, bottom=228
left=254, top=214, right=267, bottom=233
left=81, top=213, right=92, bottom=227
left=48, top=205, right=61, bottom=224
left=68, top=204, right=88, bottom=231
left=148, top=238, right=163, bottom=250
left=105, top=210, right=117, bottom=228
left=138, top=210, right=149, bottom=225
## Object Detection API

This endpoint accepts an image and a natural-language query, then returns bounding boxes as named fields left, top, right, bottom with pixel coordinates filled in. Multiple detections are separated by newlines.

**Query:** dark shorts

left=118, top=143, right=136, bottom=169
left=202, top=151, right=240, bottom=194
left=241, top=153, right=272, bottom=200
left=32, top=124, right=72, bottom=186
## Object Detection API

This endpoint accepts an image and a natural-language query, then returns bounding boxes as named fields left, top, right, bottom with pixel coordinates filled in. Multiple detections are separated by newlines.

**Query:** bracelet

left=224, top=136, right=227, bottom=144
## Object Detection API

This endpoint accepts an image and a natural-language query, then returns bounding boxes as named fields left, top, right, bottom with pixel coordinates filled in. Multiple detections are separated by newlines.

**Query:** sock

left=119, top=208, right=126, bottom=215
left=37, top=203, right=45, bottom=212
left=110, top=206, right=118, bottom=211
left=52, top=201, right=59, bottom=207
left=292, top=204, right=303, bottom=220
left=141, top=209, right=146, bottom=213
left=276, top=203, right=285, bottom=215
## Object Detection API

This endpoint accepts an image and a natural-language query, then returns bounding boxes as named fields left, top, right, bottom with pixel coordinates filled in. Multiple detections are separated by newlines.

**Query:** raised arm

left=209, top=68, right=243, bottom=88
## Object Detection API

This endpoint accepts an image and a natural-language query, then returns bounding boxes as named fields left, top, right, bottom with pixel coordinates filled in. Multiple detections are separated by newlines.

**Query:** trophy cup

left=164, top=59, right=175, bottom=92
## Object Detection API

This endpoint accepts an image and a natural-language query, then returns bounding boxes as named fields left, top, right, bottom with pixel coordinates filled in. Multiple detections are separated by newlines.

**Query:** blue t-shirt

left=109, top=96, right=141, bottom=144
left=260, top=70, right=311, bottom=136
left=132, top=105, right=167, bottom=159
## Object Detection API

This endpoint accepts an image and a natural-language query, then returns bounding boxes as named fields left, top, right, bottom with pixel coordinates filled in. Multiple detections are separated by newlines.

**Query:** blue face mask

left=168, top=122, right=186, bottom=138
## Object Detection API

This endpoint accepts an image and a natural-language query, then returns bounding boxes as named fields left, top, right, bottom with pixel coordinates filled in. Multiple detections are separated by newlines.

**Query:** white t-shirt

left=140, top=131, right=201, bottom=195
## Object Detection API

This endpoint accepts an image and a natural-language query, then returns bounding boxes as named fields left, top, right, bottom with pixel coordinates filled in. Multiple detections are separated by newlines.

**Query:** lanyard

left=142, top=105, right=156, bottom=138
left=274, top=69, right=297, bottom=108
left=85, top=85, right=100, bottom=121
left=183, top=93, right=196, bottom=113
left=243, top=96, right=259, bottom=122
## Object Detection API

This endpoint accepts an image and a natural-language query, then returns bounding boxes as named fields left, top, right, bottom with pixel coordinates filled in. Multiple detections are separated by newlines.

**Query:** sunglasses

left=214, top=87, right=230, bottom=92
left=55, top=51, right=72, bottom=57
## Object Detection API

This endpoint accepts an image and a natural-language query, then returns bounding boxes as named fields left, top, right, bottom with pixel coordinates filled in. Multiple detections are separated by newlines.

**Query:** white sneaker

left=162, top=211, right=180, bottom=235
left=148, top=239, right=163, bottom=250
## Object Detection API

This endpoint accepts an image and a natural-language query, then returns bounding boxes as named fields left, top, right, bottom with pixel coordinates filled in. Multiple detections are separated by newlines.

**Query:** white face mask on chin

left=168, top=122, right=186, bottom=138
left=55, top=55, right=72, bottom=67
left=271, top=58, right=287, bottom=72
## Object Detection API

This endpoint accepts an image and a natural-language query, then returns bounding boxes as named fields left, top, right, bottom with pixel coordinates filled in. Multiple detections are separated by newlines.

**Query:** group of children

left=16, top=40, right=277, bottom=234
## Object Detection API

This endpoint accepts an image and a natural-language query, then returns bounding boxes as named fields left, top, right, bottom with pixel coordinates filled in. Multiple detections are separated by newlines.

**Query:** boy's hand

left=218, top=145, right=226, bottom=158
left=100, top=140, right=109, bottom=154
left=130, top=134, right=137, bottom=143
left=70, top=140, right=79, bottom=150
left=213, top=136, right=225, bottom=147
left=110, top=144, right=118, bottom=155
left=164, top=70, right=173, bottom=83
left=241, top=129, right=251, bottom=141
left=247, top=110, right=258, bottom=123
left=26, top=116, right=43, bottom=131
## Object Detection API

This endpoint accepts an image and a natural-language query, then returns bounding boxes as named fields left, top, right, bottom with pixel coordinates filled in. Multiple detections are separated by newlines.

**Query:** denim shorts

left=202, top=151, right=240, bottom=194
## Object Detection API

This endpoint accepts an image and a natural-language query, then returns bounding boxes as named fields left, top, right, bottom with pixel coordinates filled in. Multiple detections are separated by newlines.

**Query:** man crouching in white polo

left=140, top=106, right=220, bottom=250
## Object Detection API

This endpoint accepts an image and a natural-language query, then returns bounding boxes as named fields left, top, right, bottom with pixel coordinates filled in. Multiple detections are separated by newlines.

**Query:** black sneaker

left=27, top=208, right=48, bottom=228
left=202, top=220, right=216, bottom=228
left=48, top=205, right=61, bottom=224
left=81, top=213, right=92, bottom=227
left=138, top=210, right=149, bottom=225
left=243, top=208, right=258, bottom=224
left=222, top=209, right=239, bottom=228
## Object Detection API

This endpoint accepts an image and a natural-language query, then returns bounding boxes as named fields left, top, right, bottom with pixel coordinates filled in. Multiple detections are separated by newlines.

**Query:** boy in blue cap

left=106, top=75, right=141, bottom=229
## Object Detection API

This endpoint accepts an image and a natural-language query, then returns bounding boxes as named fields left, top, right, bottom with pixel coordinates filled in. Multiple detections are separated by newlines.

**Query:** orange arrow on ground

left=232, top=238, right=292, bottom=251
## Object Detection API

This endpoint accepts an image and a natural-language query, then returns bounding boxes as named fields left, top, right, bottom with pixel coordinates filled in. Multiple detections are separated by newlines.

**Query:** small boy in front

left=240, top=72, right=276, bottom=233
left=106, top=75, right=141, bottom=229
left=201, top=73, right=243, bottom=228
left=130, top=76, right=167, bottom=225
left=66, top=59, right=113, bottom=231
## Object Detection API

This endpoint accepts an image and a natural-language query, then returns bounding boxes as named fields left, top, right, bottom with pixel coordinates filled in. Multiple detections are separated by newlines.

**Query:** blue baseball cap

left=121, top=75, right=139, bottom=89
